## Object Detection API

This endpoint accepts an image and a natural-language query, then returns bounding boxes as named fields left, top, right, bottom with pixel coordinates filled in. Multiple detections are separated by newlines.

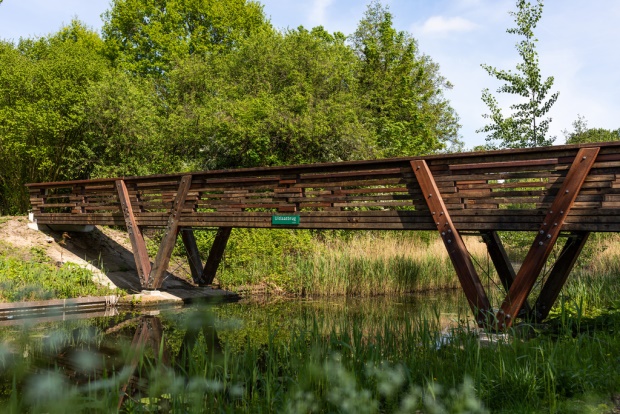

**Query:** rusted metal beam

left=200, top=227, right=232, bottom=285
left=118, top=316, right=148, bottom=409
left=412, top=160, right=492, bottom=325
left=181, top=228, right=204, bottom=284
left=532, top=231, right=590, bottom=322
left=481, top=231, right=532, bottom=315
left=481, top=231, right=517, bottom=292
left=147, top=175, right=193, bottom=289
left=496, top=147, right=600, bottom=329
left=118, top=316, right=170, bottom=409
left=116, top=180, right=151, bottom=287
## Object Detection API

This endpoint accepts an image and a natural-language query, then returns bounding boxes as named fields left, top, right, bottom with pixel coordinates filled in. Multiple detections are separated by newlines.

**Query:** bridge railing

left=27, top=142, right=620, bottom=232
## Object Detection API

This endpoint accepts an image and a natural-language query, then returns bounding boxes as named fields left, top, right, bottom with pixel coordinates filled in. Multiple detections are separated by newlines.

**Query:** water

left=0, top=292, right=472, bottom=410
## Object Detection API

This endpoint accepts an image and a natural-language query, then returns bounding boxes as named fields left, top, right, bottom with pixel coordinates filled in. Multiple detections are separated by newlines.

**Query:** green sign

left=272, top=215, right=300, bottom=226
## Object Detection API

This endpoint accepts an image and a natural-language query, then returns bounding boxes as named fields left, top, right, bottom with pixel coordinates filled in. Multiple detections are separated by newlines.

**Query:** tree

left=478, top=0, right=558, bottom=149
left=0, top=21, right=111, bottom=213
left=102, top=0, right=270, bottom=77
left=563, top=115, right=620, bottom=144
left=166, top=25, right=374, bottom=169
left=351, top=1, right=461, bottom=157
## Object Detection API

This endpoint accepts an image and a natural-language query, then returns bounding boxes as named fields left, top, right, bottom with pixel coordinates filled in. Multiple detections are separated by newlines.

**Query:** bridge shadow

left=38, top=225, right=196, bottom=294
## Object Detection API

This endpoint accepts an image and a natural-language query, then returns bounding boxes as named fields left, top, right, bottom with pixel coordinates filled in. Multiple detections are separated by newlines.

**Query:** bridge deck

left=25, top=142, right=620, bottom=330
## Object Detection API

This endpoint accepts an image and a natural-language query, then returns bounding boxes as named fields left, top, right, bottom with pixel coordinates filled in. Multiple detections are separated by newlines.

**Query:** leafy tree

left=0, top=21, right=111, bottom=213
left=83, top=71, right=177, bottom=178
left=167, top=26, right=373, bottom=169
left=563, top=115, right=620, bottom=144
left=478, top=0, right=558, bottom=149
left=351, top=1, right=461, bottom=157
left=102, top=0, right=270, bottom=77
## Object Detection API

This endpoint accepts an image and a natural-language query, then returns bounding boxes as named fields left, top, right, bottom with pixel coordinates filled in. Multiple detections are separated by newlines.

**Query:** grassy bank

left=198, top=229, right=620, bottom=314
left=203, top=229, right=490, bottom=296
left=0, top=241, right=116, bottom=302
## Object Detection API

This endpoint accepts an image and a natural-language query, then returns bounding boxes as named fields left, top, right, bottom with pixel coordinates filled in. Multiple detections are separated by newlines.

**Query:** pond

left=1, top=292, right=619, bottom=413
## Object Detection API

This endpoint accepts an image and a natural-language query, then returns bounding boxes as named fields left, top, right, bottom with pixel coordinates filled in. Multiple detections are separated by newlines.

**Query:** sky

left=0, top=0, right=618, bottom=149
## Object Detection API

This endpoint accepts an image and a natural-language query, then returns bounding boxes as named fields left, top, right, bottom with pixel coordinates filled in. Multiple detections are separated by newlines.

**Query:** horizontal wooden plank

left=449, top=158, right=559, bottom=171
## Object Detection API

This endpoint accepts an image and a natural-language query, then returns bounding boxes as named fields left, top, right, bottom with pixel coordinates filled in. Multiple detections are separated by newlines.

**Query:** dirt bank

left=0, top=216, right=237, bottom=306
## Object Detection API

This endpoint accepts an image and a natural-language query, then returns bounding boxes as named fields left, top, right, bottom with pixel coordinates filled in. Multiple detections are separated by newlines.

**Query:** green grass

left=0, top=244, right=117, bottom=302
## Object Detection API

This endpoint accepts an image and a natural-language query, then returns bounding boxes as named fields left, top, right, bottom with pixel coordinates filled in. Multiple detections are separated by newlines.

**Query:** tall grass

left=2, top=299, right=620, bottom=413
left=215, top=230, right=494, bottom=297
left=556, top=233, right=620, bottom=318
left=295, top=234, right=463, bottom=296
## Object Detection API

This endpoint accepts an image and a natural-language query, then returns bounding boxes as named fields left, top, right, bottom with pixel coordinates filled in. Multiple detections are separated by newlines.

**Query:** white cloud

left=308, top=0, right=334, bottom=27
left=417, top=16, right=478, bottom=36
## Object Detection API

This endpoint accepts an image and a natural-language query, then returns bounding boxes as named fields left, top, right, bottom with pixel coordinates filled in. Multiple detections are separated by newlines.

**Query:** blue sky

left=0, top=0, right=618, bottom=149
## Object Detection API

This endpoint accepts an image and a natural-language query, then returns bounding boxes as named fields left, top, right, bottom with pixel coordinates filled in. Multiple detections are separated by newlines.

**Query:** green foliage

left=193, top=228, right=313, bottom=290
left=102, top=0, right=270, bottom=77
left=4, top=297, right=620, bottom=412
left=83, top=71, right=180, bottom=178
left=0, top=251, right=116, bottom=301
left=0, top=21, right=110, bottom=213
left=563, top=115, right=620, bottom=144
left=207, top=231, right=471, bottom=296
left=1, top=1, right=461, bottom=214
left=478, top=0, right=559, bottom=149
left=352, top=1, right=461, bottom=156
left=167, top=26, right=375, bottom=169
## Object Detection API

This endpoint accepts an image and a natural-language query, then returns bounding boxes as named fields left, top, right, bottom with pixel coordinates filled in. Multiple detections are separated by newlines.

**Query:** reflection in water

left=0, top=292, right=473, bottom=411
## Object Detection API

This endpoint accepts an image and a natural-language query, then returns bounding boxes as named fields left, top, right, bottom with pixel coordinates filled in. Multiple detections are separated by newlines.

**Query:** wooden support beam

left=116, top=180, right=151, bottom=287
left=496, top=147, right=599, bottom=329
left=118, top=317, right=147, bottom=409
left=181, top=228, right=204, bottom=284
left=147, top=175, right=193, bottom=289
left=411, top=160, right=492, bottom=325
left=532, top=231, right=590, bottom=322
left=200, top=227, right=232, bottom=285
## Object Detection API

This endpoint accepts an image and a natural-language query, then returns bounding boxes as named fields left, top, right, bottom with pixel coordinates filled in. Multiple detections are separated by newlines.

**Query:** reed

left=2, top=298, right=620, bottom=413
left=216, top=230, right=494, bottom=297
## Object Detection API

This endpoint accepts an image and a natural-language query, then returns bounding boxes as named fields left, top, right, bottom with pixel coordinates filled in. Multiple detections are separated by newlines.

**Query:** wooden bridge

left=26, top=142, right=620, bottom=329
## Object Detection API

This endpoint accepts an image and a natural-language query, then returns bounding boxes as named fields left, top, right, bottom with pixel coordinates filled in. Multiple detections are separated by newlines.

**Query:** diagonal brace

left=200, top=227, right=232, bottom=285
left=147, top=175, right=193, bottom=289
left=412, top=160, right=491, bottom=326
left=116, top=180, right=151, bottom=287
left=496, top=147, right=599, bottom=329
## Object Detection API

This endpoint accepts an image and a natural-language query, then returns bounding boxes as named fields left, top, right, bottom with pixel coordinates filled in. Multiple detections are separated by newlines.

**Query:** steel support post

left=147, top=175, right=193, bottom=289
left=412, top=160, right=492, bottom=326
left=181, top=228, right=204, bottom=284
left=481, top=231, right=532, bottom=315
left=200, top=227, right=233, bottom=285
left=496, top=147, right=599, bottom=329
